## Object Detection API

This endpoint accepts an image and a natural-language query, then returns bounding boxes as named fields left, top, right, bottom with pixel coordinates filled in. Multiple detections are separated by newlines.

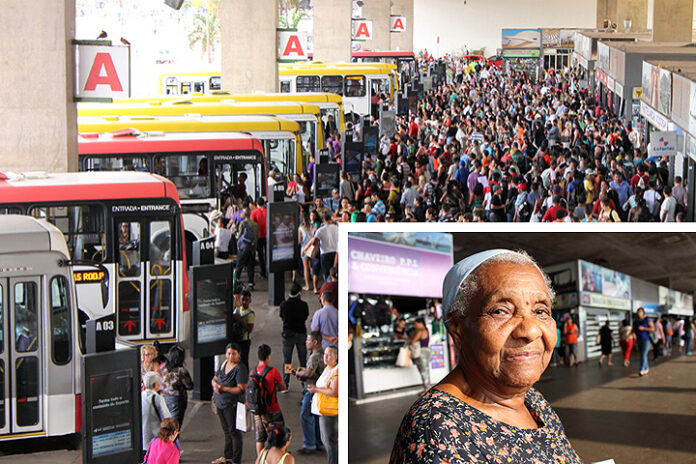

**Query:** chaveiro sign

left=649, top=130, right=678, bottom=157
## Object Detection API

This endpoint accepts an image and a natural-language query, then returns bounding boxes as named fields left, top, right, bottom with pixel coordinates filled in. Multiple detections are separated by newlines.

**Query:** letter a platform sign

left=390, top=15, right=406, bottom=33
left=278, top=30, right=309, bottom=63
left=352, top=19, right=373, bottom=42
left=74, top=40, right=130, bottom=102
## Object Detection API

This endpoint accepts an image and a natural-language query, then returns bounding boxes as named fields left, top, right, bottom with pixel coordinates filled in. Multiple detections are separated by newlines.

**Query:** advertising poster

left=501, top=29, right=541, bottom=49
left=580, top=261, right=603, bottom=294
left=196, top=278, right=228, bottom=344
left=650, top=65, right=660, bottom=109
left=690, top=81, right=696, bottom=136
left=658, top=68, right=672, bottom=116
left=430, top=343, right=446, bottom=370
left=597, top=42, right=609, bottom=72
left=641, top=62, right=652, bottom=104
left=90, top=370, right=134, bottom=457
left=270, top=212, right=296, bottom=262
left=348, top=232, right=453, bottom=298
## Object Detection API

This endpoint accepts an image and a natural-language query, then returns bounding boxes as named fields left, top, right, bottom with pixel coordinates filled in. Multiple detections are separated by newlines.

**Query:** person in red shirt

left=542, top=195, right=568, bottom=222
left=409, top=118, right=420, bottom=139
left=562, top=315, right=579, bottom=367
left=252, top=344, right=287, bottom=455
left=318, top=266, right=338, bottom=308
left=250, top=199, right=268, bottom=279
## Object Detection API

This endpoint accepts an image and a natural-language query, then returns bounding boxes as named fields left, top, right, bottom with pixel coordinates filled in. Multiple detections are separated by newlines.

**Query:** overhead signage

left=277, top=30, right=309, bottom=62
left=649, top=130, right=678, bottom=156
left=75, top=40, right=130, bottom=101
left=581, top=293, right=630, bottom=310
left=633, top=87, right=642, bottom=100
left=640, top=101, right=669, bottom=131
left=390, top=15, right=406, bottom=33
left=658, top=68, right=672, bottom=116
left=501, top=29, right=541, bottom=49
left=597, top=41, right=609, bottom=72
left=352, top=19, right=373, bottom=41
left=502, top=49, right=540, bottom=58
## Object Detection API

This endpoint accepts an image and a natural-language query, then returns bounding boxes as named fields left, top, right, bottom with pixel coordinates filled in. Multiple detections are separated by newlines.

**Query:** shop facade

left=347, top=231, right=454, bottom=399
left=501, top=28, right=541, bottom=78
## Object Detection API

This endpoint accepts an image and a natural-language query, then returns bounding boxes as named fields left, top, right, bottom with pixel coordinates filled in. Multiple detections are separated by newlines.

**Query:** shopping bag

left=395, top=346, right=412, bottom=367
left=236, top=402, right=247, bottom=432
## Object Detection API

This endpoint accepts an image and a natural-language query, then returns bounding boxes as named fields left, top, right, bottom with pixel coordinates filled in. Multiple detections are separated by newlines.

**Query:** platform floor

left=0, top=275, right=329, bottom=464
left=349, top=351, right=696, bottom=463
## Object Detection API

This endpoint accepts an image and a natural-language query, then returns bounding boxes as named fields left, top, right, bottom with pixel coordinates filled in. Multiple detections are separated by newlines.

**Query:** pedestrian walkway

left=0, top=276, right=328, bottom=464
left=348, top=352, right=696, bottom=463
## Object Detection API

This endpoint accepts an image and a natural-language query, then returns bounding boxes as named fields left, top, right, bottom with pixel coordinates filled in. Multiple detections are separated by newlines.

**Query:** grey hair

left=448, top=250, right=555, bottom=322
left=143, top=371, right=161, bottom=390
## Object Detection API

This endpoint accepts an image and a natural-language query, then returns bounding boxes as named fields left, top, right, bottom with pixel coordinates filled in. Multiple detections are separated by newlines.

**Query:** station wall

left=413, top=0, right=597, bottom=58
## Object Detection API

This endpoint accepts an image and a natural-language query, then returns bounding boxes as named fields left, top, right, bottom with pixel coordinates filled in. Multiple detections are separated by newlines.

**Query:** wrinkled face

left=450, top=262, right=557, bottom=393
left=324, top=347, right=338, bottom=366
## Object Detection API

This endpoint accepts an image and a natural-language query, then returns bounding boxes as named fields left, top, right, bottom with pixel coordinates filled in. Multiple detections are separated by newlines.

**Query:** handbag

left=595, top=334, right=601, bottom=345
left=235, top=401, right=247, bottom=432
left=306, top=242, right=320, bottom=259
left=408, top=342, right=422, bottom=360
left=395, top=346, right=412, bottom=367
left=648, top=331, right=659, bottom=344
left=317, top=370, right=338, bottom=417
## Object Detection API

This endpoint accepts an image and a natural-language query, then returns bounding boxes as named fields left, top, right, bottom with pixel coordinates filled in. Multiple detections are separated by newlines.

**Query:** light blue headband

left=442, top=249, right=515, bottom=318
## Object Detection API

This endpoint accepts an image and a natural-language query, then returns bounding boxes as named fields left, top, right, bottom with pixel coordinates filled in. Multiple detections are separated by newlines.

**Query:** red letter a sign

left=84, top=53, right=123, bottom=91
left=393, top=18, right=404, bottom=31
left=356, top=22, right=371, bottom=39
left=283, top=35, right=305, bottom=57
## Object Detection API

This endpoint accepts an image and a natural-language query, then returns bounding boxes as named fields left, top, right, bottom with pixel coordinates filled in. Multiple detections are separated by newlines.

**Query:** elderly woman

left=390, top=249, right=582, bottom=463
left=141, top=371, right=172, bottom=459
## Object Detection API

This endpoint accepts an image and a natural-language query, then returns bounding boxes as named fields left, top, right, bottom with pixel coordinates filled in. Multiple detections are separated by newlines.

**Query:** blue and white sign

left=649, top=130, right=678, bottom=156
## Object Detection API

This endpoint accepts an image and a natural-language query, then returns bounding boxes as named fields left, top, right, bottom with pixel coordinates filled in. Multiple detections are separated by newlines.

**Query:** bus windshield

left=153, top=154, right=211, bottom=199
left=29, top=204, right=106, bottom=263
left=298, top=121, right=316, bottom=161
left=265, top=137, right=295, bottom=179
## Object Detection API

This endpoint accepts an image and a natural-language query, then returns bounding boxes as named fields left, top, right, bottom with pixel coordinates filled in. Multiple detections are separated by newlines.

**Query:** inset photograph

left=347, top=230, right=696, bottom=464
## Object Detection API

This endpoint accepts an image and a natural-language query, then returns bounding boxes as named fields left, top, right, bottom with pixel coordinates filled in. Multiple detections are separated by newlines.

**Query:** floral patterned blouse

left=390, top=388, right=582, bottom=464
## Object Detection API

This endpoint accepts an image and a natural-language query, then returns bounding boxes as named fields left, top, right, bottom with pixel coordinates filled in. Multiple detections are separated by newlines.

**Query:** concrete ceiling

left=451, top=232, right=696, bottom=294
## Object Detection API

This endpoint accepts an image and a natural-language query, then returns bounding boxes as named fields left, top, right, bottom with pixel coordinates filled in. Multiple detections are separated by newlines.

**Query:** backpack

left=238, top=220, right=256, bottom=249
left=246, top=365, right=273, bottom=415
left=517, top=193, right=532, bottom=222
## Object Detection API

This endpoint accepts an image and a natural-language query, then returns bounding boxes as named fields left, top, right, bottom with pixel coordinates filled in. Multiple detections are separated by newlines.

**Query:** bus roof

left=0, top=171, right=180, bottom=204
left=278, top=66, right=392, bottom=77
left=78, top=115, right=301, bottom=135
left=352, top=50, right=416, bottom=59
left=0, top=215, right=69, bottom=256
left=78, top=101, right=322, bottom=118
left=78, top=131, right=265, bottom=156
left=116, top=92, right=344, bottom=106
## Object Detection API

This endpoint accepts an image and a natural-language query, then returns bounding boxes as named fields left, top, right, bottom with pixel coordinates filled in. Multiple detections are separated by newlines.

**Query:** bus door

left=115, top=215, right=176, bottom=342
left=213, top=153, right=265, bottom=204
left=0, top=277, right=43, bottom=435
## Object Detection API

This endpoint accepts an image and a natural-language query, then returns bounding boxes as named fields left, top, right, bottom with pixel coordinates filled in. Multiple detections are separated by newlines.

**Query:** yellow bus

left=278, top=63, right=394, bottom=118
left=117, top=92, right=346, bottom=135
left=159, top=71, right=221, bottom=95
left=78, top=100, right=324, bottom=165
left=78, top=114, right=304, bottom=182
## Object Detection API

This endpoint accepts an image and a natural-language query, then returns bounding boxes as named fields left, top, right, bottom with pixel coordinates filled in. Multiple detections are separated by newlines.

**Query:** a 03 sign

left=352, top=19, right=373, bottom=41
left=390, top=15, right=406, bottom=33
left=76, top=42, right=130, bottom=100
left=278, top=30, right=309, bottom=62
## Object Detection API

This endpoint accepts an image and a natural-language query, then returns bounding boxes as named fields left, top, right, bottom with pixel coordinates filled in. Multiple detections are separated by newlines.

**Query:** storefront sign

left=348, top=232, right=453, bottom=298
left=579, top=260, right=630, bottom=300
left=633, top=87, right=642, bottom=100
left=659, top=286, right=694, bottom=315
left=582, top=293, right=631, bottom=310
left=596, top=69, right=607, bottom=86
left=502, top=29, right=541, bottom=49
left=649, top=130, right=678, bottom=156
left=430, top=343, right=446, bottom=370
left=277, top=30, right=309, bottom=62
left=640, top=101, right=669, bottom=131
left=503, top=49, right=540, bottom=58
left=632, top=301, right=659, bottom=315
left=615, top=81, right=624, bottom=98
left=607, top=76, right=615, bottom=92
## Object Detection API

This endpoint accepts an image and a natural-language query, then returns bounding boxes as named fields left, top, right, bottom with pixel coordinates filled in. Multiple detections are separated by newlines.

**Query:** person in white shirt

left=305, top=213, right=338, bottom=281
left=660, top=186, right=677, bottom=222
left=213, top=216, right=232, bottom=259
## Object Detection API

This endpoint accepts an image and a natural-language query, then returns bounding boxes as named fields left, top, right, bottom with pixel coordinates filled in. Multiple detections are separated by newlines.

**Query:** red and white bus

left=0, top=171, right=188, bottom=345
left=77, top=130, right=267, bottom=249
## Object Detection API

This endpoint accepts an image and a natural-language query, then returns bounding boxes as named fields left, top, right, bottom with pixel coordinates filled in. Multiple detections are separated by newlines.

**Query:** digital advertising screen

left=267, top=201, right=299, bottom=273
left=190, top=262, right=233, bottom=358
left=314, top=163, right=340, bottom=199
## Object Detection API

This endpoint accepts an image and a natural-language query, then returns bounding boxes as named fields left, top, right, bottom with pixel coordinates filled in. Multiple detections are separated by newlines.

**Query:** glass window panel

left=321, top=76, right=343, bottom=96
left=14, top=282, right=38, bottom=353
left=0, top=284, right=3, bottom=354
left=149, top=280, right=171, bottom=334
left=216, top=162, right=262, bottom=204
left=296, top=75, right=320, bottom=92
left=280, top=81, right=291, bottom=93
left=158, top=154, right=210, bottom=199
left=298, top=121, right=316, bottom=160
left=30, top=205, right=105, bottom=263
left=150, top=221, right=171, bottom=276
left=345, top=75, right=366, bottom=97
left=0, top=360, right=4, bottom=428
left=15, top=357, right=39, bottom=426
left=118, top=221, right=141, bottom=277
left=118, top=281, right=141, bottom=336
left=50, top=276, right=72, bottom=365
left=267, top=139, right=292, bottom=181
left=83, top=156, right=149, bottom=172
left=209, top=76, right=221, bottom=90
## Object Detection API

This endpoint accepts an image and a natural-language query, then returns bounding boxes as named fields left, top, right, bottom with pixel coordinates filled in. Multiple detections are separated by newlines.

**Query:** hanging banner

left=352, top=19, right=373, bottom=41
left=390, top=15, right=406, bottom=33
left=278, top=30, right=309, bottom=62
left=649, top=130, right=678, bottom=156
left=501, top=29, right=541, bottom=49
left=75, top=40, right=130, bottom=101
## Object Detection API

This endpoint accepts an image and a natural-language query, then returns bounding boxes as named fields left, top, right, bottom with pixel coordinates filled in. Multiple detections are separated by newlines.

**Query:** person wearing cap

left=279, top=283, right=309, bottom=389
left=512, top=182, right=530, bottom=222
left=583, top=169, right=596, bottom=204
left=390, top=249, right=580, bottom=464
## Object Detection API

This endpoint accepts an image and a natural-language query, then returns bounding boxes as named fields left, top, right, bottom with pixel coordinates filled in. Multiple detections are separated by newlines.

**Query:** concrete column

left=616, top=0, right=648, bottom=32
left=390, top=0, right=414, bottom=51
left=220, top=0, right=278, bottom=93
left=0, top=0, right=77, bottom=172
left=313, top=0, right=352, bottom=62
left=360, top=0, right=391, bottom=50
left=596, top=0, right=617, bottom=29
left=653, top=0, right=693, bottom=42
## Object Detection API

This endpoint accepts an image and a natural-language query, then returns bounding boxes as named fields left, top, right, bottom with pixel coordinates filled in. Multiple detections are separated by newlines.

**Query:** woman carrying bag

left=308, top=345, right=338, bottom=464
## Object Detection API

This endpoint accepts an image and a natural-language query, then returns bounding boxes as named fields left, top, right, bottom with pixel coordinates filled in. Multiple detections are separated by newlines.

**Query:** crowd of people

left=139, top=281, right=339, bottom=464
left=307, top=55, right=687, bottom=223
